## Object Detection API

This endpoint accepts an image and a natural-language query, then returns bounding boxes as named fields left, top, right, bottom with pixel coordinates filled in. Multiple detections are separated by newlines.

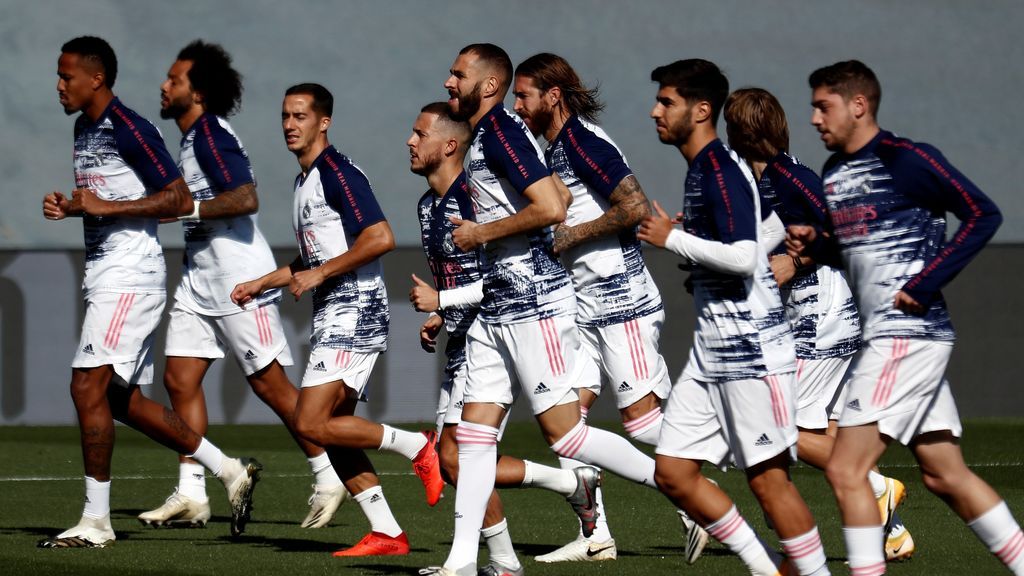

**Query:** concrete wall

left=1, top=246, right=1019, bottom=425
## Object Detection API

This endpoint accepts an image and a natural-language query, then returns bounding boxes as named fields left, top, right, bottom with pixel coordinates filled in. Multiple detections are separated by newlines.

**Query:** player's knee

left=920, top=467, right=969, bottom=499
left=163, top=369, right=198, bottom=399
left=654, top=462, right=696, bottom=497
left=294, top=419, right=326, bottom=445
left=824, top=457, right=861, bottom=495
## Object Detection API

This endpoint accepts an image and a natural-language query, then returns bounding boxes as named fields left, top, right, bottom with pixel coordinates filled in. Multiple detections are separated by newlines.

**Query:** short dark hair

left=459, top=43, right=513, bottom=93
left=420, top=101, right=472, bottom=150
left=285, top=83, right=333, bottom=118
left=176, top=40, right=243, bottom=118
left=724, top=88, right=789, bottom=162
left=808, top=60, right=881, bottom=117
left=61, top=36, right=118, bottom=88
left=650, top=59, right=729, bottom=126
left=515, top=53, right=604, bottom=123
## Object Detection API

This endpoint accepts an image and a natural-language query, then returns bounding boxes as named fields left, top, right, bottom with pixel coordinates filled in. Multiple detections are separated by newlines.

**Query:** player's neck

left=843, top=122, right=881, bottom=155
left=544, top=107, right=572, bottom=143
left=751, top=160, right=767, bottom=180
left=428, top=161, right=463, bottom=198
left=468, top=96, right=501, bottom=128
left=298, top=138, right=329, bottom=174
left=84, top=90, right=115, bottom=122
left=176, top=106, right=204, bottom=134
left=680, top=127, right=717, bottom=165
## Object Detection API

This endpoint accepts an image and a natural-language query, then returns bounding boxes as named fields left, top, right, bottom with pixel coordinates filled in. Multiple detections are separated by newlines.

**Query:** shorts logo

left=369, top=493, right=382, bottom=504
left=617, top=381, right=633, bottom=393
left=534, top=382, right=550, bottom=395
left=192, top=473, right=204, bottom=481
left=754, top=433, right=773, bottom=447
left=846, top=398, right=862, bottom=412
left=244, top=349, right=257, bottom=361
left=81, top=344, right=95, bottom=355
left=312, top=361, right=327, bottom=372
left=454, top=401, right=464, bottom=409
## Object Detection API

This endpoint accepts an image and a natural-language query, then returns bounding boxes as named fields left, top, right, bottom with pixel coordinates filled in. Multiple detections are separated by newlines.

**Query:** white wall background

left=2, top=0, right=1022, bottom=249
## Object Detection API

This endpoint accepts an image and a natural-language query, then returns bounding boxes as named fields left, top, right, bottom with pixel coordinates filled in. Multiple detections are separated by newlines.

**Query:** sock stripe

left=706, top=508, right=743, bottom=541
left=623, top=407, right=662, bottom=434
left=456, top=425, right=498, bottom=446
left=997, top=530, right=1024, bottom=564
left=552, top=421, right=588, bottom=459
left=782, top=531, right=822, bottom=559
left=850, top=563, right=887, bottom=576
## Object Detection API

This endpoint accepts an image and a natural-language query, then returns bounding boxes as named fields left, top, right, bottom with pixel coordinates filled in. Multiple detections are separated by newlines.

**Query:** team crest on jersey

left=302, top=201, right=313, bottom=220
left=443, top=232, right=456, bottom=254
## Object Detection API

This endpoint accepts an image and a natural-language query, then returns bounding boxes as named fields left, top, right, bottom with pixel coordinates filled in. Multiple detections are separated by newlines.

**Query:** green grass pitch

left=1, top=420, right=1021, bottom=575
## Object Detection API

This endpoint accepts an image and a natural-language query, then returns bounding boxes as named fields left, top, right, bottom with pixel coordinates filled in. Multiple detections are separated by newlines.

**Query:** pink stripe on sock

left=850, top=563, right=886, bottom=576
left=997, top=530, right=1024, bottom=564
left=706, top=508, right=742, bottom=541
left=623, top=407, right=662, bottom=434
left=783, top=531, right=822, bottom=559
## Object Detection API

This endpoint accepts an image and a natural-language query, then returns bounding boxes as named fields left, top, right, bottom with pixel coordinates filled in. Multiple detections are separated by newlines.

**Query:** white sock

left=445, top=422, right=499, bottom=571
left=378, top=424, right=427, bottom=461
left=482, top=518, right=521, bottom=570
left=705, top=505, right=779, bottom=576
left=522, top=459, right=576, bottom=496
left=308, top=452, right=342, bottom=486
left=843, top=525, right=886, bottom=576
left=550, top=419, right=656, bottom=487
left=623, top=406, right=663, bottom=446
left=558, top=456, right=612, bottom=542
left=969, top=501, right=1024, bottom=574
left=579, top=406, right=590, bottom=423
left=177, top=462, right=207, bottom=501
left=187, top=437, right=225, bottom=477
left=867, top=470, right=887, bottom=499
left=352, top=485, right=402, bottom=537
left=83, top=476, right=110, bottom=520
left=780, top=527, right=830, bottom=576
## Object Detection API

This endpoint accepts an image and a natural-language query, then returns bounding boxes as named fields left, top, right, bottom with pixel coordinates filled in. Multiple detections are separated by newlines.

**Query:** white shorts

left=579, top=311, right=672, bottom=410
left=301, top=347, right=379, bottom=397
left=464, top=315, right=582, bottom=416
left=72, top=291, right=165, bottom=387
left=435, top=347, right=510, bottom=438
left=794, top=355, right=853, bottom=430
left=657, top=371, right=798, bottom=470
left=164, top=301, right=293, bottom=376
left=838, top=338, right=962, bottom=445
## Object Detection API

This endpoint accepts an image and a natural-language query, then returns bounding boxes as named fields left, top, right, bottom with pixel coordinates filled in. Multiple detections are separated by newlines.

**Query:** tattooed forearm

left=100, top=177, right=193, bottom=218
left=198, top=182, right=259, bottom=219
left=553, top=175, right=650, bottom=253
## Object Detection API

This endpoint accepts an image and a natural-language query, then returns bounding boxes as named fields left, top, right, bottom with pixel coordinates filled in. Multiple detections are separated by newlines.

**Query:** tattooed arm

left=71, top=177, right=194, bottom=219
left=193, top=182, right=259, bottom=219
left=552, top=175, right=650, bottom=254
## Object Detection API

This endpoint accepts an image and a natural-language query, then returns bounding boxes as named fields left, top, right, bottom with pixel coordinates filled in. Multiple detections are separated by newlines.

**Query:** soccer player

left=788, top=60, right=1023, bottom=575
left=638, top=59, right=829, bottom=576
left=137, top=40, right=347, bottom=530
left=40, top=36, right=260, bottom=547
left=724, top=87, right=915, bottom=561
left=231, top=83, right=442, bottom=557
left=408, top=101, right=600, bottom=576
left=421, top=43, right=667, bottom=576
left=511, top=52, right=709, bottom=564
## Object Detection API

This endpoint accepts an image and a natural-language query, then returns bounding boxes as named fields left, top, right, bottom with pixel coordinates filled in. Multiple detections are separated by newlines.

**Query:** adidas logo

left=454, top=512, right=463, bottom=519
left=454, top=401, right=464, bottom=409
left=82, top=344, right=95, bottom=355
left=534, top=382, right=550, bottom=395
left=754, top=433, right=773, bottom=447
left=312, top=361, right=327, bottom=372
left=369, top=493, right=382, bottom=503
left=847, top=398, right=862, bottom=412
left=244, top=349, right=257, bottom=361
left=617, top=381, right=633, bottom=393
left=192, top=473, right=204, bottom=481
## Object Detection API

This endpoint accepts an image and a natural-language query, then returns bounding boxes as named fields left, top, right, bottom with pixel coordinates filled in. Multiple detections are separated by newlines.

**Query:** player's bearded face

left=160, top=91, right=192, bottom=120
left=450, top=81, right=483, bottom=121
left=56, top=53, right=93, bottom=116
left=811, top=88, right=855, bottom=152
left=408, top=114, right=446, bottom=176
left=512, top=75, right=553, bottom=137
left=160, top=60, right=195, bottom=120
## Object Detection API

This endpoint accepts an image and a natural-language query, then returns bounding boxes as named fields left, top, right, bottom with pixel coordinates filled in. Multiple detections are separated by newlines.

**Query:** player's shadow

left=11, top=525, right=137, bottom=542
left=347, top=565, right=429, bottom=575
left=515, top=541, right=647, bottom=558
left=211, top=533, right=431, bottom=555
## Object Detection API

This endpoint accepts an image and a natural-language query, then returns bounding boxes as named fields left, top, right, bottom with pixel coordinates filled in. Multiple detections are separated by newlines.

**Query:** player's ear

left=444, top=137, right=458, bottom=157
left=319, top=115, right=332, bottom=133
left=547, top=86, right=562, bottom=108
left=851, top=94, right=868, bottom=120
left=694, top=100, right=713, bottom=124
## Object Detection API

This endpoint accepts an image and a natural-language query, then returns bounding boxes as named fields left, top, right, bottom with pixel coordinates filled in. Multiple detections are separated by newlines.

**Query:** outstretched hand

left=637, top=200, right=676, bottom=248
left=409, top=273, right=440, bottom=312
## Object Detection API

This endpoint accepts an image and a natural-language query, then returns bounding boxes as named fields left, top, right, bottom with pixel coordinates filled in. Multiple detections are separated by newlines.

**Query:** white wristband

left=179, top=200, right=201, bottom=221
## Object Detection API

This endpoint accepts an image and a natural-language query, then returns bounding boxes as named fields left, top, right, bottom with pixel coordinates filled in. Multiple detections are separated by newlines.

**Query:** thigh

left=75, top=292, right=164, bottom=387
left=716, top=373, right=798, bottom=470
left=464, top=320, right=516, bottom=408
left=507, top=316, right=583, bottom=416
left=594, top=311, right=672, bottom=410
left=164, top=301, right=225, bottom=361
left=656, top=375, right=730, bottom=468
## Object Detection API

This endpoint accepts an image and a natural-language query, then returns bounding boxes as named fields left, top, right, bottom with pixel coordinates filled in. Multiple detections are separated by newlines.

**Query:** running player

left=138, top=41, right=347, bottom=530
left=40, top=36, right=260, bottom=547
left=638, top=59, right=829, bottom=576
left=724, top=86, right=914, bottom=561
left=408, top=101, right=600, bottom=576
left=511, top=52, right=709, bottom=565
left=420, top=44, right=670, bottom=576
left=788, top=60, right=1022, bottom=575
left=231, top=83, right=442, bottom=557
